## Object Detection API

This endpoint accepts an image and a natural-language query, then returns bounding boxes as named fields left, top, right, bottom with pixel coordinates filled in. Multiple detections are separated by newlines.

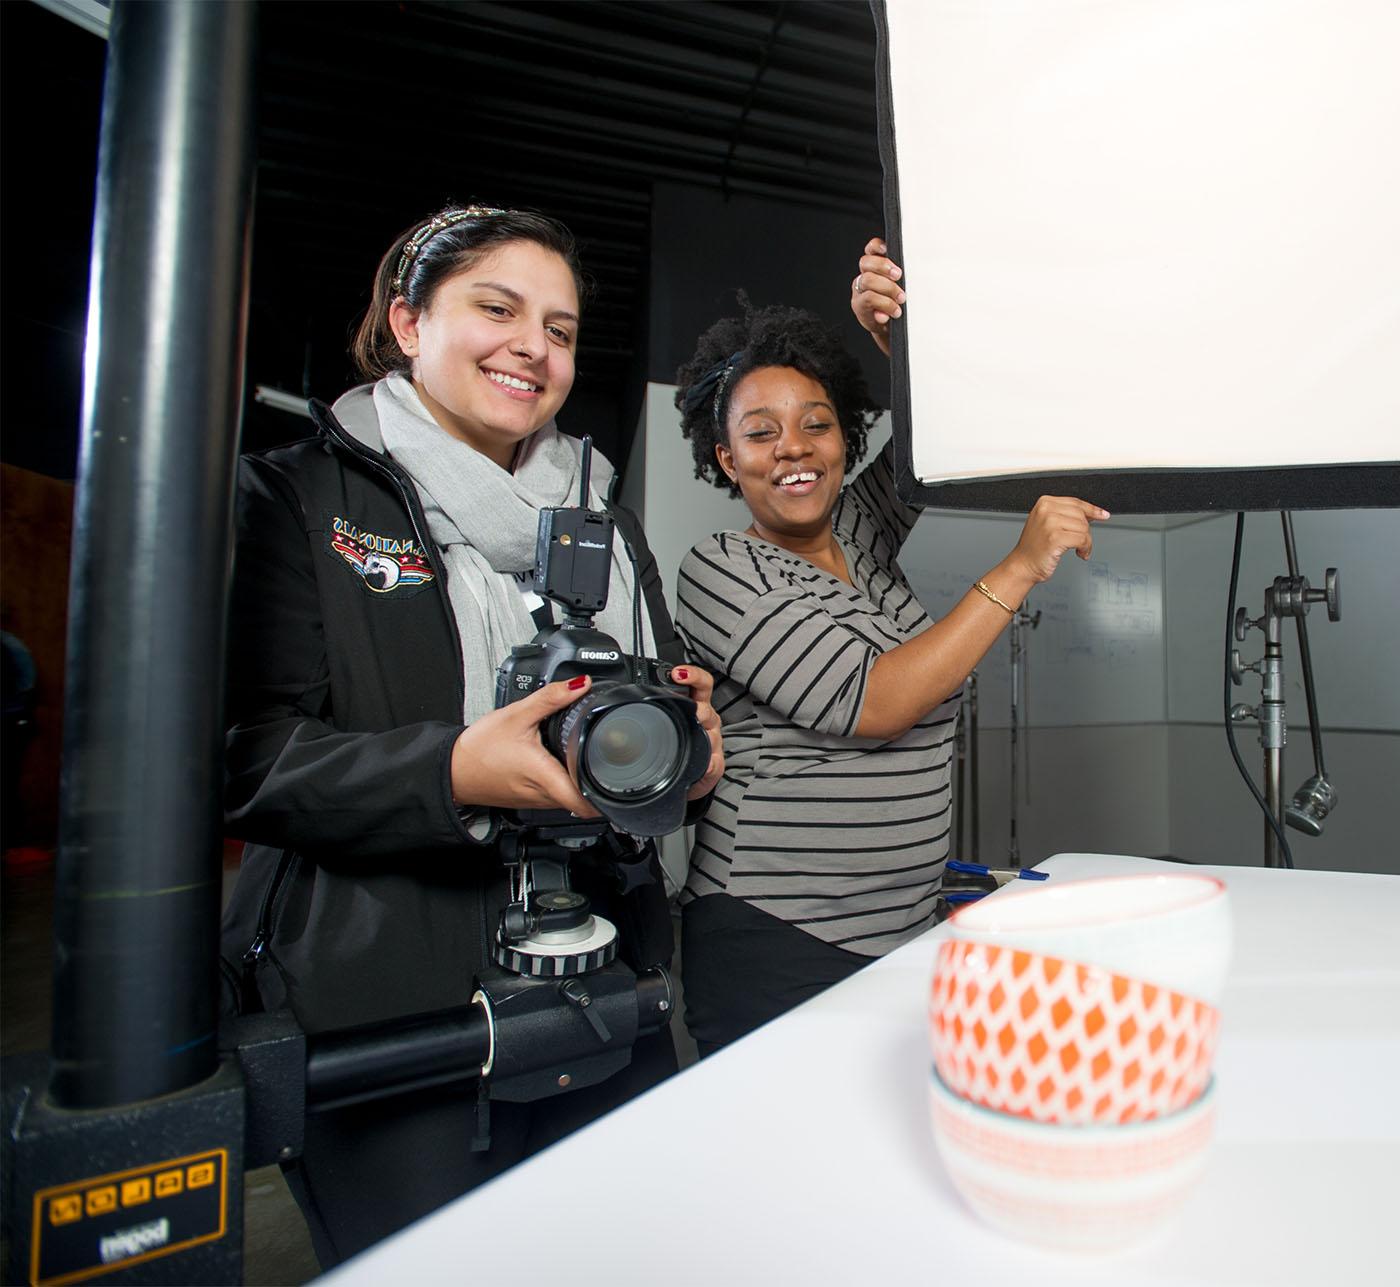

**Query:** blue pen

left=947, top=859, right=1049, bottom=883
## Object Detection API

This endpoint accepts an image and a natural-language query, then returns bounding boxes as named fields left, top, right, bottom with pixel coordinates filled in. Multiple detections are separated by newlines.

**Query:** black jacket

left=220, top=392, right=680, bottom=1033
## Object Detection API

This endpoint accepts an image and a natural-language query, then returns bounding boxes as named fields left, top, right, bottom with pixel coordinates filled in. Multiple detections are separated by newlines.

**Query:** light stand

left=1229, top=521, right=1340, bottom=867
left=1007, top=598, right=1041, bottom=867
left=954, top=669, right=981, bottom=863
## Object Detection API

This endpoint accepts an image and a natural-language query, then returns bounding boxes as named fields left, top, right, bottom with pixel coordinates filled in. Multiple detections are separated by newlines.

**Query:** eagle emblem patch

left=328, top=515, right=436, bottom=595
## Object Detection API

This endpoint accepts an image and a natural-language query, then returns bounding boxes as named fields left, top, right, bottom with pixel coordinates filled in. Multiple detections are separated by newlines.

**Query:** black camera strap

left=509, top=567, right=556, bottom=631
left=603, top=831, right=657, bottom=896
left=471, top=1074, right=491, bottom=1153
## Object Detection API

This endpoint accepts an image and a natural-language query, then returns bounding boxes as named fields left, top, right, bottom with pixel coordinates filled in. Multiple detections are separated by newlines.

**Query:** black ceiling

left=250, top=0, right=884, bottom=443
left=3, top=1, right=884, bottom=473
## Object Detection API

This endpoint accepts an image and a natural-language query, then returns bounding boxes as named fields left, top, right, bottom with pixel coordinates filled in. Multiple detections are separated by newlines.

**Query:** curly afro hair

left=674, top=298, right=880, bottom=497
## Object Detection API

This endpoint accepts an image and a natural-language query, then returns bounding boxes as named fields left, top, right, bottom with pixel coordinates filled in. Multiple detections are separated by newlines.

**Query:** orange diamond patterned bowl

left=929, top=937, right=1220, bottom=1125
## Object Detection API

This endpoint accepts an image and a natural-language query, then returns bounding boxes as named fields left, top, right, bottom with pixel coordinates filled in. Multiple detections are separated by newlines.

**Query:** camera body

left=496, top=622, right=677, bottom=706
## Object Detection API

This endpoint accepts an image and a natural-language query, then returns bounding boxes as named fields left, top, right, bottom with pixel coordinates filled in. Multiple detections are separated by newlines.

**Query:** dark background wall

left=1, top=4, right=105, bottom=482
left=647, top=179, right=890, bottom=402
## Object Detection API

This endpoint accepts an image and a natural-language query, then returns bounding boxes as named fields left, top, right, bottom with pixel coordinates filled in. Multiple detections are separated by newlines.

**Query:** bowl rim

left=948, top=873, right=1227, bottom=936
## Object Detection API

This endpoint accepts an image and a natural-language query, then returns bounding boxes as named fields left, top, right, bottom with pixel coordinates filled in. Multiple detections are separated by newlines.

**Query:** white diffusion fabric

left=883, top=0, right=1400, bottom=484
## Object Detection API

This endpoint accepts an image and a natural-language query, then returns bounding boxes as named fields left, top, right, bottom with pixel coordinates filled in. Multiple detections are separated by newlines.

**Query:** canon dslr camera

left=494, top=441, right=709, bottom=837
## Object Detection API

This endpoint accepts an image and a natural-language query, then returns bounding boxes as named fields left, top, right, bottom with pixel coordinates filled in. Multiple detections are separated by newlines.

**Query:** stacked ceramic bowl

left=927, top=873, right=1231, bottom=1252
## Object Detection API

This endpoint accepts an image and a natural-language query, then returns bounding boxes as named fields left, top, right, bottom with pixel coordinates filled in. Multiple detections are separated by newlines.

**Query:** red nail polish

left=567, top=675, right=587, bottom=691
left=673, top=667, right=689, bottom=682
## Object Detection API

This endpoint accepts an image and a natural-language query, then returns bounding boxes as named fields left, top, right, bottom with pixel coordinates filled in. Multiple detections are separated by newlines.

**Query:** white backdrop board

left=874, top=0, right=1400, bottom=511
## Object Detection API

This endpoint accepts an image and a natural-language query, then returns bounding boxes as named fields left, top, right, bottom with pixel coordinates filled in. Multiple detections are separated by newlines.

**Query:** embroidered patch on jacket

left=327, top=515, right=436, bottom=596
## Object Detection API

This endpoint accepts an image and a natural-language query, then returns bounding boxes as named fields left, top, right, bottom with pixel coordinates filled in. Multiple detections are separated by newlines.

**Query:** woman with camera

left=220, top=205, right=722, bottom=1265
left=672, top=266, right=1108, bottom=1055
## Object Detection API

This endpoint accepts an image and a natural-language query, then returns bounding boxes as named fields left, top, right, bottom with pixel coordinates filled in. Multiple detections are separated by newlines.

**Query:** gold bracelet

left=973, top=579, right=1016, bottom=615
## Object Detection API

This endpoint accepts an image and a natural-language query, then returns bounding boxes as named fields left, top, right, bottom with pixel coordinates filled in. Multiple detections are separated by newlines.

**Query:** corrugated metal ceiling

left=250, top=1, right=883, bottom=406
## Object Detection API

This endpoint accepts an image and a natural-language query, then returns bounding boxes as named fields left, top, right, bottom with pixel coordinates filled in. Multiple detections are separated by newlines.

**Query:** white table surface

left=323, top=854, right=1400, bottom=1286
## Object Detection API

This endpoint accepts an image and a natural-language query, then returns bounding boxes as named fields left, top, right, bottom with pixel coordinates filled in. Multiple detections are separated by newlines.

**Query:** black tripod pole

left=49, top=0, right=256, bottom=1109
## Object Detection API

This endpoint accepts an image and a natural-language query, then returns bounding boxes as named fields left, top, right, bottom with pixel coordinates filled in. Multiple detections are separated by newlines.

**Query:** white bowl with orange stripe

left=929, top=938, right=1220, bottom=1125
left=929, top=1064, right=1217, bottom=1252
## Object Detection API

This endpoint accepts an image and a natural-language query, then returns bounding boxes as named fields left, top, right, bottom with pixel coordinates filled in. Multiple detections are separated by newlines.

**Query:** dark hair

left=351, top=205, right=589, bottom=381
left=674, top=298, right=880, bottom=496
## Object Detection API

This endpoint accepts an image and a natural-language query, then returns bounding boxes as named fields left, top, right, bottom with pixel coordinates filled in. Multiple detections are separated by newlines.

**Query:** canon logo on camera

left=578, top=649, right=621, bottom=662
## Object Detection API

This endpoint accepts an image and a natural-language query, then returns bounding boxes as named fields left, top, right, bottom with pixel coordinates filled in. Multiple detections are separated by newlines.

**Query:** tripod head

left=492, top=818, right=656, bottom=977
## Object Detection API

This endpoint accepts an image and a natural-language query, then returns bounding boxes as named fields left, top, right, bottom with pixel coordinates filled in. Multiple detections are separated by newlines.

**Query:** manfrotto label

left=100, top=1218, right=171, bottom=1264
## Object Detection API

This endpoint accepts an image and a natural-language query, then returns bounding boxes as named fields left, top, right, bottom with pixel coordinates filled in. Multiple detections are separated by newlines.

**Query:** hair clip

left=680, top=349, right=745, bottom=428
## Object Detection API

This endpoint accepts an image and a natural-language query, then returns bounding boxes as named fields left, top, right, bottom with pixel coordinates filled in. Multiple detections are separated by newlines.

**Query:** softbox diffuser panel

left=874, top=0, right=1400, bottom=512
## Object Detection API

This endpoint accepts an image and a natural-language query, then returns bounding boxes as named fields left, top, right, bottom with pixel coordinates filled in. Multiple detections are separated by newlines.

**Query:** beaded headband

left=391, top=205, right=508, bottom=296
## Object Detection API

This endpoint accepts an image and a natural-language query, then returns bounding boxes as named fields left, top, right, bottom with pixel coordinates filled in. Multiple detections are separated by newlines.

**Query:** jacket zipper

left=242, top=848, right=296, bottom=994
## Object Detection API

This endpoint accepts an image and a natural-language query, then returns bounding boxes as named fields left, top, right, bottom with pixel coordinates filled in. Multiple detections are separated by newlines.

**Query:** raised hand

left=1008, top=498, right=1112, bottom=584
left=850, top=236, right=905, bottom=357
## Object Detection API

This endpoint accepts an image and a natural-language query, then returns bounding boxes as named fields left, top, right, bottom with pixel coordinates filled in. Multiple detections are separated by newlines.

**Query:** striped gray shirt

left=675, top=442, right=958, bottom=957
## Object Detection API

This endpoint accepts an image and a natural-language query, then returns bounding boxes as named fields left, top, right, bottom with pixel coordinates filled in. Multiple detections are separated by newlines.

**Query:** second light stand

left=1007, top=597, right=1041, bottom=868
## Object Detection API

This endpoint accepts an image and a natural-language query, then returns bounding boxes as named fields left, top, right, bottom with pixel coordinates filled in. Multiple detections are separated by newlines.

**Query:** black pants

left=283, top=1028, right=676, bottom=1268
left=681, top=894, right=868, bottom=1057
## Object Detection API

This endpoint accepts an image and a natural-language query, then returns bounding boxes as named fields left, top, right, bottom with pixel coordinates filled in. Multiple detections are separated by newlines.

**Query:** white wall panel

left=1164, top=510, right=1400, bottom=731
left=1167, top=725, right=1399, bottom=873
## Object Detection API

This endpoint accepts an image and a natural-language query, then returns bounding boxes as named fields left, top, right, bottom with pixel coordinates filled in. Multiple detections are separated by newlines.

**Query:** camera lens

left=582, top=702, right=682, bottom=798
left=549, top=678, right=709, bottom=834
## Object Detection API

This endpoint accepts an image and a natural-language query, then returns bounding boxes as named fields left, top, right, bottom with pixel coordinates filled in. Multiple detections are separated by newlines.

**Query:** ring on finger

left=854, top=274, right=864, bottom=293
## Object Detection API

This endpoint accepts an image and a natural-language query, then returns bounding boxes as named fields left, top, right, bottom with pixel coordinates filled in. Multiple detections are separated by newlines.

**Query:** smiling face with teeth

left=388, top=239, right=579, bottom=468
left=717, top=365, right=848, bottom=555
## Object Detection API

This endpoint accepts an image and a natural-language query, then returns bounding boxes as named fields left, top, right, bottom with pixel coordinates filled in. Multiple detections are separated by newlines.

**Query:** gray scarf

left=374, top=373, right=653, bottom=723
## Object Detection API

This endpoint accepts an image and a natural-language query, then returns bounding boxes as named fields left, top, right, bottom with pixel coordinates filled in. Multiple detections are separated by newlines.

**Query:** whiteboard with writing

left=899, top=514, right=1166, bottom=728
